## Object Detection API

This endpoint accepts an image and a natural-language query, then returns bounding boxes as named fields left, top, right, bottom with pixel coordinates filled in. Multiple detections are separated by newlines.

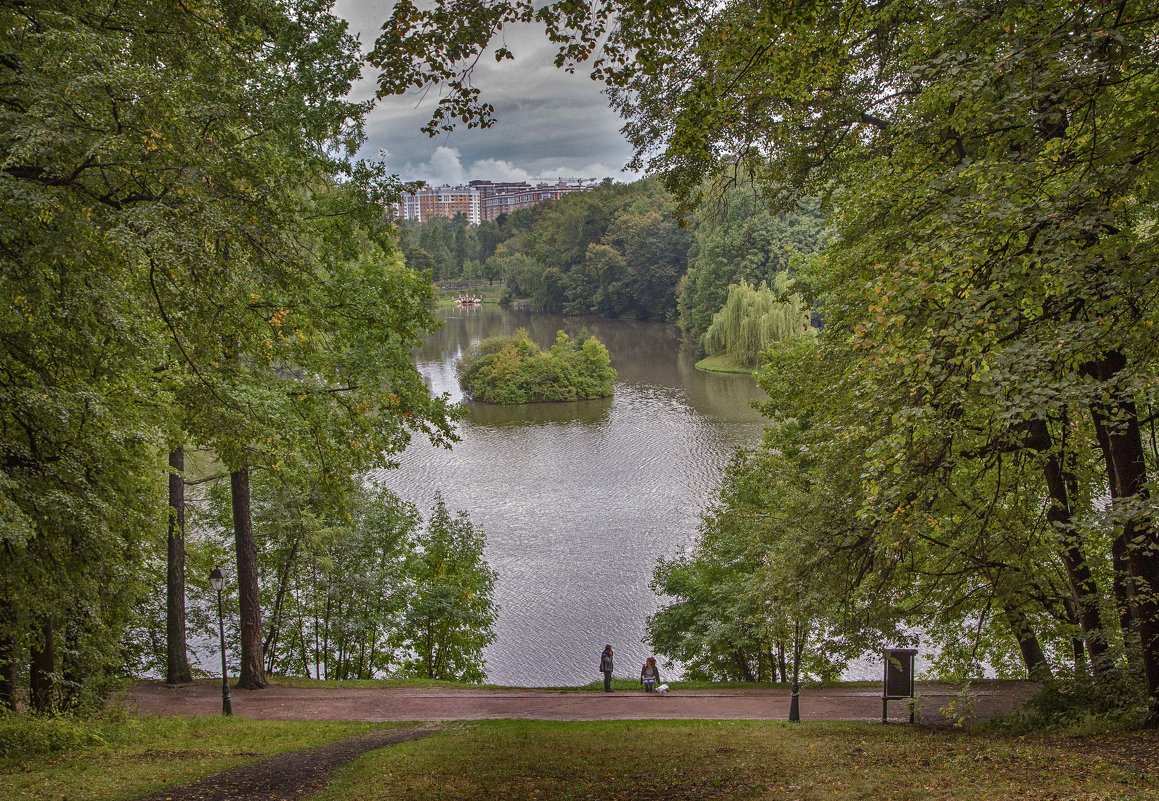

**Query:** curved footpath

left=131, top=727, right=436, bottom=801
left=126, top=680, right=1037, bottom=724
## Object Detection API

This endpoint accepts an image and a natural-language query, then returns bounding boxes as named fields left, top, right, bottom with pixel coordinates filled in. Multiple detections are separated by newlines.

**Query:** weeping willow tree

left=702, top=276, right=813, bottom=368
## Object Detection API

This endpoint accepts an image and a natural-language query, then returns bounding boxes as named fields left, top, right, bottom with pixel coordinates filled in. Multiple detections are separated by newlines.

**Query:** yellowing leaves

left=142, top=127, right=164, bottom=153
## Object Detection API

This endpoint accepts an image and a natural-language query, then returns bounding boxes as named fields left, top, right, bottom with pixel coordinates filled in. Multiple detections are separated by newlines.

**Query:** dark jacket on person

left=600, top=650, right=614, bottom=672
left=640, top=663, right=660, bottom=683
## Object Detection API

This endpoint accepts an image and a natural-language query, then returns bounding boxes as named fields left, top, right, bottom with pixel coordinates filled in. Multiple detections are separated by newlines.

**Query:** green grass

left=265, top=674, right=510, bottom=690
left=202, top=675, right=869, bottom=693
left=568, top=678, right=778, bottom=692
left=566, top=678, right=882, bottom=692
left=694, top=354, right=756, bottom=374
left=313, top=719, right=1158, bottom=801
left=0, top=714, right=398, bottom=801
left=269, top=675, right=880, bottom=693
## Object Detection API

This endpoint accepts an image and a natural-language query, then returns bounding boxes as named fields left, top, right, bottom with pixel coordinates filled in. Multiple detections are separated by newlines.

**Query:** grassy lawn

left=1, top=715, right=394, bottom=801
left=567, top=678, right=882, bottom=692
left=313, top=720, right=1159, bottom=801
left=569, top=678, right=783, bottom=692
left=694, top=354, right=756, bottom=374
left=265, top=674, right=510, bottom=690
left=268, top=675, right=871, bottom=693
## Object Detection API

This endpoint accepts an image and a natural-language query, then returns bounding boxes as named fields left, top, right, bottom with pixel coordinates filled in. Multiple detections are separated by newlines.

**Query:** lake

left=374, top=304, right=771, bottom=686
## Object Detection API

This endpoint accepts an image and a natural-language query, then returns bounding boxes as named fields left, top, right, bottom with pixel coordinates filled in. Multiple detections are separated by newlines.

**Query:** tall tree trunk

left=0, top=604, right=16, bottom=711
left=425, top=621, right=434, bottom=679
left=29, top=618, right=55, bottom=713
left=321, top=593, right=332, bottom=681
left=1085, top=351, right=1159, bottom=725
left=167, top=448, right=193, bottom=685
left=1093, top=414, right=1137, bottom=637
left=231, top=468, right=267, bottom=690
left=298, top=614, right=312, bottom=678
left=732, top=648, right=756, bottom=682
left=1025, top=417, right=1112, bottom=676
left=1062, top=598, right=1088, bottom=675
left=1001, top=599, right=1052, bottom=682
left=263, top=536, right=301, bottom=674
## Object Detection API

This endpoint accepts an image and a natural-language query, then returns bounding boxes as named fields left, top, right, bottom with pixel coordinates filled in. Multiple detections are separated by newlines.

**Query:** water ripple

left=376, top=309, right=767, bottom=686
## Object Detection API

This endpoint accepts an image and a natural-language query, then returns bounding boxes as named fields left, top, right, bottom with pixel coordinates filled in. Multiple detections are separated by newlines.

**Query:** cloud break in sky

left=334, top=1, right=641, bottom=186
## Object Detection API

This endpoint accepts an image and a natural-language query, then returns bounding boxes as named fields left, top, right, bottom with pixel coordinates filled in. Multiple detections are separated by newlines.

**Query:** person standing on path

left=640, top=656, right=661, bottom=693
left=600, top=645, right=614, bottom=692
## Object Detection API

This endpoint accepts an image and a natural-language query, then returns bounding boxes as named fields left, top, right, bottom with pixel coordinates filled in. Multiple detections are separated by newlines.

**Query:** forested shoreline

left=401, top=179, right=826, bottom=368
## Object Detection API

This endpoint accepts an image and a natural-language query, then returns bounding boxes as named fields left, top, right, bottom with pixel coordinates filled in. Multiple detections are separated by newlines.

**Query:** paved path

left=126, top=680, right=1037, bottom=724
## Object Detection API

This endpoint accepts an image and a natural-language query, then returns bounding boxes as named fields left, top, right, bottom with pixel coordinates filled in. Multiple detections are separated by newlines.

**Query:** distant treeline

left=398, top=179, right=826, bottom=361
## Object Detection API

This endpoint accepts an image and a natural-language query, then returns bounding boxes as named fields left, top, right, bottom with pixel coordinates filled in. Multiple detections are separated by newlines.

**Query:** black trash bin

left=882, top=648, right=917, bottom=723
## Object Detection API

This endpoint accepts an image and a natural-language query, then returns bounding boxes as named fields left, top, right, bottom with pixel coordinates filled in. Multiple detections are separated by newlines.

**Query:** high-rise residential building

left=395, top=179, right=597, bottom=225
left=396, top=184, right=482, bottom=225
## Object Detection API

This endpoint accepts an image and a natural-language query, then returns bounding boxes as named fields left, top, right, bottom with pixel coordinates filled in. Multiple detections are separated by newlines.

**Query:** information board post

left=881, top=648, right=917, bottom=724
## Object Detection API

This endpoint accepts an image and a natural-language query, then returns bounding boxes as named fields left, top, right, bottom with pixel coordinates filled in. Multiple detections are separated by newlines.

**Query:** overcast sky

left=334, top=1, right=640, bottom=185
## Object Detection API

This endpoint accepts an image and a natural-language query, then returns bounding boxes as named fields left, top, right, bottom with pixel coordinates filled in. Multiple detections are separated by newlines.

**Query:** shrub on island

left=456, top=328, right=616, bottom=404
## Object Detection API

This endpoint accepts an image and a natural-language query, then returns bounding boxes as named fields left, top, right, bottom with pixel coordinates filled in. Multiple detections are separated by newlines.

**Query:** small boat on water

left=454, top=295, right=482, bottom=305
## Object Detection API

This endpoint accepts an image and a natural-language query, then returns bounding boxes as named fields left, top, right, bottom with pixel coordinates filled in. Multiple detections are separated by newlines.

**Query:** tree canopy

left=456, top=328, right=616, bottom=404
left=374, top=0, right=1159, bottom=723
left=0, top=0, right=455, bottom=708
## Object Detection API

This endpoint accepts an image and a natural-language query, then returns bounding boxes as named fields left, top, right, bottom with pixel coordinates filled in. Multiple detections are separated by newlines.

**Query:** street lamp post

left=788, top=619, right=802, bottom=722
left=209, top=568, right=232, bottom=716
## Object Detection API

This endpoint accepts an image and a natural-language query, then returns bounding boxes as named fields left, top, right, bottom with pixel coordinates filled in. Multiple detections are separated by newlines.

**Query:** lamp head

left=209, top=567, right=225, bottom=592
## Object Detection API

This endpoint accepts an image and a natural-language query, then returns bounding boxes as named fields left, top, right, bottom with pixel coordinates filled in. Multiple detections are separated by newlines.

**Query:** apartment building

left=397, top=184, right=483, bottom=225
left=395, top=179, right=596, bottom=225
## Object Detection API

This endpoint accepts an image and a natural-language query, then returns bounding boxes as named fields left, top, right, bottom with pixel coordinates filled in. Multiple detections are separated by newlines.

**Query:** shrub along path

left=131, top=727, right=435, bottom=801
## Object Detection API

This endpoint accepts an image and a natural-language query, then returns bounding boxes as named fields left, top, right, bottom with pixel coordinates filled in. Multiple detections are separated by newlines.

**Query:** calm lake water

left=374, top=305, right=769, bottom=686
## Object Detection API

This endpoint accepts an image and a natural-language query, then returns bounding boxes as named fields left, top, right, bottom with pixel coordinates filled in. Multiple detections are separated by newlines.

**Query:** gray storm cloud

left=336, top=0, right=639, bottom=184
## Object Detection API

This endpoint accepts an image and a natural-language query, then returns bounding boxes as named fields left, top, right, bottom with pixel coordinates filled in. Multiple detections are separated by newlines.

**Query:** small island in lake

left=456, top=328, right=617, bottom=404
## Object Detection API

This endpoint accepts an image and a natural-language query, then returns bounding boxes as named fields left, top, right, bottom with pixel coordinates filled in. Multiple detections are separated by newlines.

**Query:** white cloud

left=397, top=148, right=632, bottom=187
left=426, top=146, right=468, bottom=185
left=397, top=147, right=467, bottom=186
left=470, top=159, right=532, bottom=182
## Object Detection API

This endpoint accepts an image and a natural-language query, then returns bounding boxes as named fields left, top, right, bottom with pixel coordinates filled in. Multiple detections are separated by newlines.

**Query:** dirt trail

left=126, top=680, right=1038, bottom=724
left=131, top=727, right=435, bottom=801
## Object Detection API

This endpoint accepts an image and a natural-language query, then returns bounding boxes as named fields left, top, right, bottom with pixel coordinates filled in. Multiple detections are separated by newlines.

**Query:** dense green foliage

left=371, top=0, right=1159, bottom=724
left=638, top=1, right=1159, bottom=721
left=401, top=179, right=696, bottom=321
left=399, top=495, right=498, bottom=682
left=402, top=177, right=825, bottom=343
left=701, top=276, right=814, bottom=369
left=456, top=329, right=616, bottom=404
left=679, top=189, right=825, bottom=347
left=397, top=215, right=506, bottom=284
left=492, top=179, right=691, bottom=320
left=198, top=479, right=498, bottom=683
left=0, top=0, right=459, bottom=708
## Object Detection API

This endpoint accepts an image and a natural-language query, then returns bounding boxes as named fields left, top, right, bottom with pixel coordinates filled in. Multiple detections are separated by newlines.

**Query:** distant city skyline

left=335, top=1, right=642, bottom=185
left=396, top=178, right=599, bottom=225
